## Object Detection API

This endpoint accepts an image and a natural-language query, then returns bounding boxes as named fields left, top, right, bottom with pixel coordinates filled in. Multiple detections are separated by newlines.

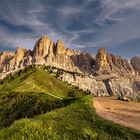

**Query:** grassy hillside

left=0, top=65, right=84, bottom=99
left=0, top=96, right=140, bottom=140
left=0, top=65, right=140, bottom=140
left=0, top=65, right=86, bottom=127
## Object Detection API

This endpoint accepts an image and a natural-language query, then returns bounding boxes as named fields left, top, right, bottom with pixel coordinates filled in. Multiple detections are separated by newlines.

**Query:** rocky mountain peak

left=0, top=51, right=14, bottom=62
left=0, top=51, right=14, bottom=72
left=0, top=51, right=14, bottom=56
left=55, top=40, right=65, bottom=55
left=33, top=36, right=54, bottom=57
left=15, top=47, right=27, bottom=61
left=94, top=48, right=135, bottom=76
left=131, top=56, right=140, bottom=74
left=106, top=54, right=135, bottom=76
left=95, top=48, right=108, bottom=73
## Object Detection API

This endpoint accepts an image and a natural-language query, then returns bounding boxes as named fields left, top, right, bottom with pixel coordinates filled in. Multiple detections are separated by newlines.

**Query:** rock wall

left=46, top=67, right=140, bottom=101
left=131, top=56, right=140, bottom=74
left=0, top=51, right=14, bottom=72
left=94, top=48, right=135, bottom=76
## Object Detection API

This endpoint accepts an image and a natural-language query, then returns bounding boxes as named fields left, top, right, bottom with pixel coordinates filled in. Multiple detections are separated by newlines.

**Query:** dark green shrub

left=0, top=92, right=64, bottom=127
left=68, top=90, right=76, bottom=97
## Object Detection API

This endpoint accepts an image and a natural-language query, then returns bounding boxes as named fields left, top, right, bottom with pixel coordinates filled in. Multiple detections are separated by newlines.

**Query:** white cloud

left=0, top=0, right=140, bottom=58
left=0, top=28, right=37, bottom=49
left=91, top=0, right=140, bottom=48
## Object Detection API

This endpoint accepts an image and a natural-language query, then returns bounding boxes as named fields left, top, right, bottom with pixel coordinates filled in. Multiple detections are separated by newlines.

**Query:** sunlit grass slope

left=0, top=65, right=84, bottom=98
left=0, top=96, right=140, bottom=140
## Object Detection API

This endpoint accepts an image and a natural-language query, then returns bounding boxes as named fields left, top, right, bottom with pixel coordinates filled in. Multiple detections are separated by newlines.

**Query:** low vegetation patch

left=0, top=96, right=140, bottom=140
left=0, top=66, right=86, bottom=128
left=0, top=91, right=69, bottom=128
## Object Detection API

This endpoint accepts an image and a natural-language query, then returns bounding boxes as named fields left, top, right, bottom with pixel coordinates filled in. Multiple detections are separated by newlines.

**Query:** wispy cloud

left=0, top=0, right=140, bottom=57
left=92, top=0, right=140, bottom=46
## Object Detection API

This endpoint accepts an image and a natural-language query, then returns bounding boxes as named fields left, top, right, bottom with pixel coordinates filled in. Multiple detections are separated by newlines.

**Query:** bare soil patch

left=94, top=97, right=140, bottom=131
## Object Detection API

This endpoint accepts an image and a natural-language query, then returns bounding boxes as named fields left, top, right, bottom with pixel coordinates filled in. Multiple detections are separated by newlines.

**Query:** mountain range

left=0, top=35, right=140, bottom=101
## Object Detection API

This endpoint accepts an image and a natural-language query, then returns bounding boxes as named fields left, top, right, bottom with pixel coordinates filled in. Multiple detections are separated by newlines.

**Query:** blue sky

left=0, top=0, right=140, bottom=58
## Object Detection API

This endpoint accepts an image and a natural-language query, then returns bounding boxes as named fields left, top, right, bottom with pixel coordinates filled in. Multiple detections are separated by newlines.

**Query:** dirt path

left=93, top=97, right=140, bottom=131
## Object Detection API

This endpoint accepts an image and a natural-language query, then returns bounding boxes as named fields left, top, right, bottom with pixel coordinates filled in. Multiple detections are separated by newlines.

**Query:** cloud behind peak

left=0, top=0, right=140, bottom=58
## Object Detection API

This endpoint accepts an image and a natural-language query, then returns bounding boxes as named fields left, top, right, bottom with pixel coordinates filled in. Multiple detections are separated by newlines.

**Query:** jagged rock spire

left=95, top=48, right=108, bottom=72
left=131, top=56, right=140, bottom=74
left=95, top=48, right=135, bottom=76
left=55, top=40, right=65, bottom=55
left=33, top=36, right=54, bottom=57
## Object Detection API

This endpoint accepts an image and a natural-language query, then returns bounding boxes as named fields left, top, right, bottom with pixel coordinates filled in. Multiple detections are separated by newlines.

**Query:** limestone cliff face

left=131, top=56, right=140, bottom=74
left=46, top=67, right=140, bottom=101
left=33, top=36, right=53, bottom=57
left=33, top=36, right=55, bottom=64
left=0, top=36, right=94, bottom=74
left=13, top=47, right=28, bottom=69
left=55, top=40, right=65, bottom=55
left=32, top=36, right=95, bottom=74
left=107, top=54, right=135, bottom=76
left=2, top=47, right=28, bottom=72
left=0, top=35, right=139, bottom=101
left=94, top=48, right=135, bottom=76
left=95, top=48, right=108, bottom=70
left=0, top=51, right=14, bottom=72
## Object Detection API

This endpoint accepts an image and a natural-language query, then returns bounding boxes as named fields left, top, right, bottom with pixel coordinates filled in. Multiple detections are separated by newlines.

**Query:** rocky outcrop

left=32, top=36, right=95, bottom=74
left=33, top=36, right=54, bottom=57
left=45, top=67, right=140, bottom=101
left=94, top=48, right=135, bottom=76
left=12, top=47, right=27, bottom=69
left=95, top=48, right=108, bottom=70
left=2, top=47, right=28, bottom=72
left=131, top=56, right=140, bottom=75
left=55, top=40, right=65, bottom=55
left=0, top=36, right=96, bottom=74
left=107, top=54, right=135, bottom=76
left=94, top=48, right=109, bottom=75
left=0, top=51, right=14, bottom=72
left=105, top=77, right=140, bottom=101
left=33, top=36, right=55, bottom=64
